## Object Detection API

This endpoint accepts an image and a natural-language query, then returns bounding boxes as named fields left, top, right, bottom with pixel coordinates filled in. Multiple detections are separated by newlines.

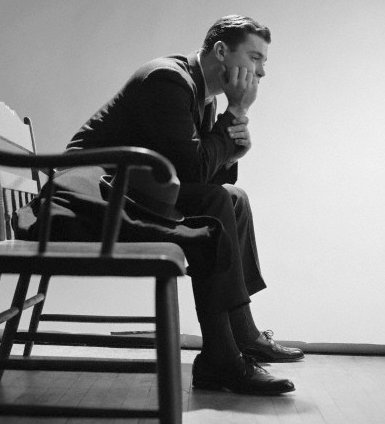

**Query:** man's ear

left=213, top=41, right=228, bottom=62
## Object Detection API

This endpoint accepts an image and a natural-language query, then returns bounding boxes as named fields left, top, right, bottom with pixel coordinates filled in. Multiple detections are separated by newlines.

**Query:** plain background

left=1, top=0, right=384, bottom=344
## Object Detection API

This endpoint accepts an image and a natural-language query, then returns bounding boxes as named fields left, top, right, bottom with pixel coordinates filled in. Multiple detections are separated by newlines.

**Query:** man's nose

left=256, top=65, right=265, bottom=78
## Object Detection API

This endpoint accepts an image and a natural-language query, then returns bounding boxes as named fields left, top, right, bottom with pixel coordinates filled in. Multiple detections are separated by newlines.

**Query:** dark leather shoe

left=192, top=353, right=295, bottom=395
left=241, top=330, right=305, bottom=363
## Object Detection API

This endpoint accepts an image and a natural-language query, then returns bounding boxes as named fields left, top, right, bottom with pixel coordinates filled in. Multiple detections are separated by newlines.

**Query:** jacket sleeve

left=135, top=69, right=237, bottom=184
left=210, top=162, right=238, bottom=185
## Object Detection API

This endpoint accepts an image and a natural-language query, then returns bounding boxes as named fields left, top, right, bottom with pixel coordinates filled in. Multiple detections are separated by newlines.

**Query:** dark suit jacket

left=67, top=52, right=238, bottom=185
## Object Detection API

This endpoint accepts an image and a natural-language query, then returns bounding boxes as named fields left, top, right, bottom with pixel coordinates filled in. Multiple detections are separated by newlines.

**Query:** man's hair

left=201, top=15, right=271, bottom=56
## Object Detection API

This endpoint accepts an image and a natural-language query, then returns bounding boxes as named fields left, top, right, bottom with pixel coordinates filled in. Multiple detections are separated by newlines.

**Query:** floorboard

left=0, top=345, right=383, bottom=423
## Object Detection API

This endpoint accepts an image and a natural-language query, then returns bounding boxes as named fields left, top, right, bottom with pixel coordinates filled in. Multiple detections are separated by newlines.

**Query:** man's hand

left=220, top=66, right=258, bottom=118
left=225, top=115, right=251, bottom=167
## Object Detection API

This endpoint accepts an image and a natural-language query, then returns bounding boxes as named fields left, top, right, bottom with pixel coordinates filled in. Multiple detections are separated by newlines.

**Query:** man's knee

left=177, top=183, right=235, bottom=216
left=205, top=184, right=235, bottom=209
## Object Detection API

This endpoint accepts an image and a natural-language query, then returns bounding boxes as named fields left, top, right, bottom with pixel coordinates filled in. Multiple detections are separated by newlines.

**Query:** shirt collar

left=197, top=51, right=214, bottom=106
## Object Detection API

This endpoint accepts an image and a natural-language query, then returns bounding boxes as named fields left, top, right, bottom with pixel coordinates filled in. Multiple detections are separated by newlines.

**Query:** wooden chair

left=0, top=102, right=185, bottom=423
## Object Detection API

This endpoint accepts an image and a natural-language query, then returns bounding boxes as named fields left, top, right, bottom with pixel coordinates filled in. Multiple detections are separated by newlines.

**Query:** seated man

left=65, top=15, right=303, bottom=394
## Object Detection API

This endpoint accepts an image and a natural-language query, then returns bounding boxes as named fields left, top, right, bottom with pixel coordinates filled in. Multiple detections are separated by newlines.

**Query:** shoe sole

left=243, top=354, right=305, bottom=363
left=254, top=357, right=304, bottom=363
left=192, top=379, right=296, bottom=395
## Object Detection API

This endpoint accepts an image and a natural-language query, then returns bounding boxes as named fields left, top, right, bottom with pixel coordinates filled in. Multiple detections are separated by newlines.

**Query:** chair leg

left=0, top=273, right=31, bottom=380
left=155, top=276, right=182, bottom=424
left=23, top=274, right=51, bottom=357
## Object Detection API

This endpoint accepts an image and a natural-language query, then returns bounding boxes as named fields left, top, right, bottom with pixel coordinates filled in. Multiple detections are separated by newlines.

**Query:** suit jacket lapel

left=187, top=52, right=205, bottom=127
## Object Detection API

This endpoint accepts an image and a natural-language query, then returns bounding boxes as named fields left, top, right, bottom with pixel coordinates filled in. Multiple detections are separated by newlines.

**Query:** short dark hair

left=201, top=15, right=271, bottom=56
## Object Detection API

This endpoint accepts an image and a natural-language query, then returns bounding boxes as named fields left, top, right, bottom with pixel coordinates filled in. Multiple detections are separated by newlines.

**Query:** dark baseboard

left=112, top=332, right=385, bottom=356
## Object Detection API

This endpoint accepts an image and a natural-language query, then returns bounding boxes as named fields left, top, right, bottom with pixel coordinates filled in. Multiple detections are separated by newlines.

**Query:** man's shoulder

left=143, top=54, right=189, bottom=72
left=133, top=54, right=194, bottom=87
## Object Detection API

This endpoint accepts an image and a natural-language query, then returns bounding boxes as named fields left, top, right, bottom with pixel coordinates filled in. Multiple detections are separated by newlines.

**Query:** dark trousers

left=176, top=183, right=266, bottom=313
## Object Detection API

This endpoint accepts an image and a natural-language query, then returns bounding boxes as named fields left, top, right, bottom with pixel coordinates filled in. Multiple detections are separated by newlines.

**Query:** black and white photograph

left=0, top=1, right=384, bottom=423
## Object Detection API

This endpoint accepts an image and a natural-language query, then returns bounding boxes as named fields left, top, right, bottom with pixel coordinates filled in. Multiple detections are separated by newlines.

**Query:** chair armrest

left=0, top=147, right=174, bottom=183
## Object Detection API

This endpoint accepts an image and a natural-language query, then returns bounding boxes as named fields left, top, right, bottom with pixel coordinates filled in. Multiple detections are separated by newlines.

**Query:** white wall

left=1, top=0, right=384, bottom=344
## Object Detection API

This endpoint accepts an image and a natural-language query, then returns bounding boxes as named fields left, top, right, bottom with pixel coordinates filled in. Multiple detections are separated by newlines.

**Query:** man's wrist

left=226, top=105, right=248, bottom=118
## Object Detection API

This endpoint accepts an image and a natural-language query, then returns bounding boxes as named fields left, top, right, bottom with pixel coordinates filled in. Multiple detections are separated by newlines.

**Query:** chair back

left=0, top=102, right=36, bottom=154
left=0, top=102, right=39, bottom=241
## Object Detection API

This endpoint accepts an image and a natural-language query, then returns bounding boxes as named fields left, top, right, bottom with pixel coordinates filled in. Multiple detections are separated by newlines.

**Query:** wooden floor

left=0, top=345, right=384, bottom=423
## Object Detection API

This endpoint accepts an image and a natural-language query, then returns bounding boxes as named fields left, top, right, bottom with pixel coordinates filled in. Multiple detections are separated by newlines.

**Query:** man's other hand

left=226, top=116, right=252, bottom=167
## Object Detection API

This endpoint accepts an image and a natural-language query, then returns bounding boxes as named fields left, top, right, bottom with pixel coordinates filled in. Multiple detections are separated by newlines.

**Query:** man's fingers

left=228, top=123, right=247, bottom=131
left=232, top=133, right=248, bottom=141
left=227, top=124, right=248, bottom=137
left=228, top=66, right=240, bottom=85
left=235, top=138, right=251, bottom=150
left=232, top=116, right=249, bottom=125
left=246, top=71, right=254, bottom=86
left=228, top=130, right=248, bottom=139
left=238, top=67, right=248, bottom=82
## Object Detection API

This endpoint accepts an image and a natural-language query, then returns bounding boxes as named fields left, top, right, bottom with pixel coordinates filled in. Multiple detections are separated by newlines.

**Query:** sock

left=228, top=303, right=261, bottom=347
left=197, top=309, right=241, bottom=366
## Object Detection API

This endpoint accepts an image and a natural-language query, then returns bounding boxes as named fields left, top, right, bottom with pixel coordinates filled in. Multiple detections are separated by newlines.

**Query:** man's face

left=223, top=33, right=268, bottom=81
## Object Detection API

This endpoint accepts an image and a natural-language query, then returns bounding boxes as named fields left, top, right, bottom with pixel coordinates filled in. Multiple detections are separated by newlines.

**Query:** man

left=67, top=15, right=303, bottom=395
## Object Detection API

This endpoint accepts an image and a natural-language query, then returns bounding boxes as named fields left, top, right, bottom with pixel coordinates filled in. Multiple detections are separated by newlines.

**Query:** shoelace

left=261, top=330, right=294, bottom=353
left=242, top=354, right=269, bottom=375
left=261, top=329, right=274, bottom=340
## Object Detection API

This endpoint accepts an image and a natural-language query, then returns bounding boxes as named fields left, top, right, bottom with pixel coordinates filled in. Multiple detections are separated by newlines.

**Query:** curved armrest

left=0, top=146, right=175, bottom=183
